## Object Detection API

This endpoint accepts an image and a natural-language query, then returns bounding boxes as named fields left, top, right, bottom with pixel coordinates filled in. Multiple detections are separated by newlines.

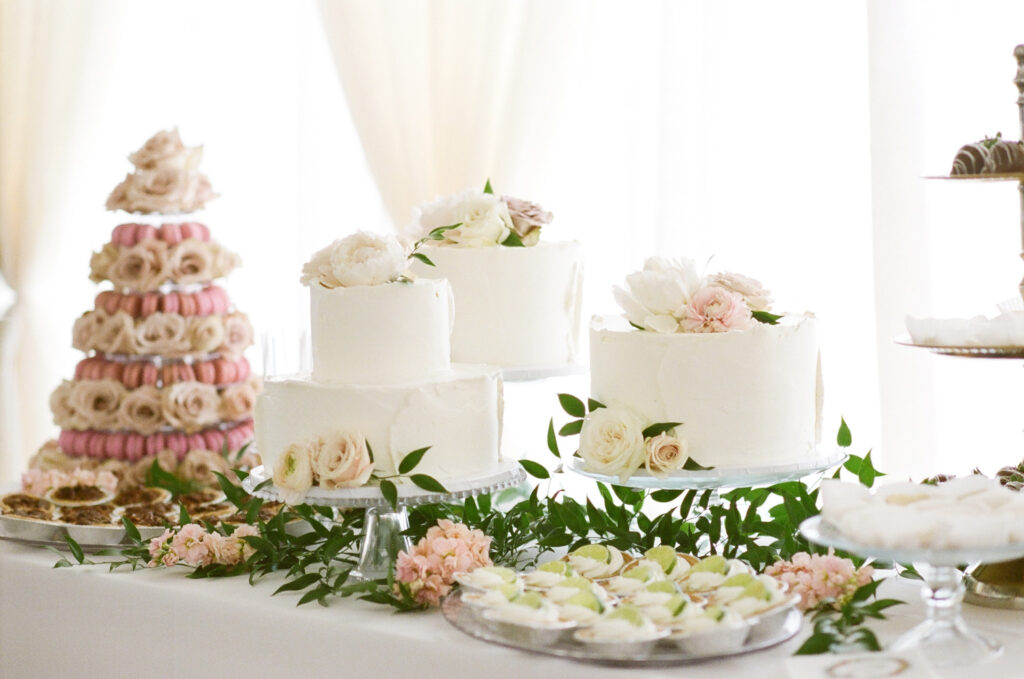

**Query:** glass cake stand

left=801, top=515, right=1024, bottom=666
left=243, top=461, right=526, bottom=580
left=565, top=448, right=847, bottom=491
left=501, top=363, right=588, bottom=382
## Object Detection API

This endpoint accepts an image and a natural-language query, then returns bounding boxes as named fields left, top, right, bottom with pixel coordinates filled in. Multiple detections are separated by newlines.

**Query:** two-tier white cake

left=255, top=233, right=504, bottom=488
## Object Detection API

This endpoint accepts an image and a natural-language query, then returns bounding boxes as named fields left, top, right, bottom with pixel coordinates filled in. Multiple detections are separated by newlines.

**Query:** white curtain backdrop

left=0, top=0, right=120, bottom=482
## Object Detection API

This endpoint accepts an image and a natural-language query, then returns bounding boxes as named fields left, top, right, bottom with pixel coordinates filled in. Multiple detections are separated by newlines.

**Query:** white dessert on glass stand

left=255, top=232, right=504, bottom=502
left=406, top=186, right=583, bottom=372
left=584, top=258, right=821, bottom=476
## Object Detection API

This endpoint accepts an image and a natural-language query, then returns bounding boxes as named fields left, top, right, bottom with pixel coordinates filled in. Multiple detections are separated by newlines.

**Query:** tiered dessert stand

left=873, top=43, right=1024, bottom=663
left=244, top=461, right=525, bottom=580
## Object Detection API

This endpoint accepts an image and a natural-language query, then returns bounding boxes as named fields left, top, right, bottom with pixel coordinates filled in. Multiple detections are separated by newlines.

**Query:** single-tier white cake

left=410, top=240, right=583, bottom=370
left=589, top=314, right=822, bottom=469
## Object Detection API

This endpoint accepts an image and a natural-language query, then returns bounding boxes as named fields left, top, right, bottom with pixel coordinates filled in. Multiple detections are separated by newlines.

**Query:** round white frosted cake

left=577, top=257, right=822, bottom=478
left=406, top=186, right=583, bottom=371
left=255, top=232, right=503, bottom=501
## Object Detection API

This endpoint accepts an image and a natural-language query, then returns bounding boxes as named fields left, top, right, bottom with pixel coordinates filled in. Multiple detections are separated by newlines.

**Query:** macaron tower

left=42, top=129, right=258, bottom=476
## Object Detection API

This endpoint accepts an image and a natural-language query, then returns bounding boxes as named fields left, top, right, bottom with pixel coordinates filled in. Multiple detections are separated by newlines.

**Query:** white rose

left=312, top=430, right=373, bottom=489
left=578, top=407, right=647, bottom=480
left=415, top=190, right=512, bottom=248
left=708, top=272, right=773, bottom=312
left=272, top=442, right=315, bottom=505
left=613, top=257, right=703, bottom=333
left=644, top=433, right=689, bottom=477
left=300, top=231, right=407, bottom=288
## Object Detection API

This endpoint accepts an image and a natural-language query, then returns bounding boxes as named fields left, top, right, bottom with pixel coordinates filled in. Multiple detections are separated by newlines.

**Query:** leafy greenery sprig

left=375, top=446, right=450, bottom=510
left=795, top=579, right=905, bottom=655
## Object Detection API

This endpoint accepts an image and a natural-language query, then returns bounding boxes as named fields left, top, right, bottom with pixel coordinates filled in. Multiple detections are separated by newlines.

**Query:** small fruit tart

left=45, top=484, right=113, bottom=507
left=573, top=605, right=667, bottom=659
left=453, top=565, right=520, bottom=592
left=563, top=543, right=632, bottom=580
left=665, top=605, right=750, bottom=655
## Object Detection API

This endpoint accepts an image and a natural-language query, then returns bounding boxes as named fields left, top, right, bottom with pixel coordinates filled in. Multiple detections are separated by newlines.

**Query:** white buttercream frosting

left=681, top=560, right=753, bottom=592
left=589, top=314, right=821, bottom=468
left=523, top=570, right=566, bottom=589
left=567, top=546, right=625, bottom=579
left=410, top=240, right=583, bottom=370
left=906, top=312, right=1024, bottom=347
left=310, top=279, right=453, bottom=385
left=485, top=600, right=562, bottom=626
left=582, top=615, right=661, bottom=642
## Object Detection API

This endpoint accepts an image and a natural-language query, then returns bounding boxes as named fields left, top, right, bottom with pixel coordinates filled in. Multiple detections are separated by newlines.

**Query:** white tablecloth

left=2, top=541, right=1023, bottom=679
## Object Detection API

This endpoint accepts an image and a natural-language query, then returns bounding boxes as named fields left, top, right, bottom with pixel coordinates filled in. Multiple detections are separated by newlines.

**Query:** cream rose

left=95, top=311, right=139, bottom=354
left=124, top=450, right=179, bottom=488
left=219, top=382, right=256, bottom=421
left=415, top=190, right=513, bottom=248
left=28, top=440, right=74, bottom=472
left=613, top=257, right=703, bottom=334
left=107, top=239, right=169, bottom=291
left=118, top=385, right=164, bottom=435
left=708, top=272, right=773, bottom=312
left=503, top=195, right=552, bottom=246
left=89, top=243, right=120, bottom=283
left=578, top=407, right=647, bottom=480
left=188, top=315, right=226, bottom=354
left=300, top=231, right=407, bottom=289
left=161, top=381, right=220, bottom=433
left=211, top=244, right=241, bottom=278
left=218, top=313, right=254, bottom=358
left=72, top=310, right=107, bottom=352
left=179, top=448, right=230, bottom=486
left=69, top=379, right=127, bottom=430
left=643, top=433, right=689, bottom=477
left=49, top=381, right=79, bottom=429
left=135, top=312, right=191, bottom=356
left=127, top=128, right=188, bottom=170
left=312, top=430, right=374, bottom=489
left=272, top=441, right=315, bottom=505
left=168, top=238, right=214, bottom=285
left=125, top=168, right=189, bottom=214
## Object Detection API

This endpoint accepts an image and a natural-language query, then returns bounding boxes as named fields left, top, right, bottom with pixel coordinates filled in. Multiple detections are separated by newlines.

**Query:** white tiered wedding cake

left=255, top=232, right=504, bottom=500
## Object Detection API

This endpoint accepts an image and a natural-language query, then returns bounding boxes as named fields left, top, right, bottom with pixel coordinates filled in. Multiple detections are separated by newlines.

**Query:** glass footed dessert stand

left=243, top=461, right=526, bottom=580
left=801, top=515, right=1024, bottom=666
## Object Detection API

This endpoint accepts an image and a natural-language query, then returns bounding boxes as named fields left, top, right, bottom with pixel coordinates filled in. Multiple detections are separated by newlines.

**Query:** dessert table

left=1, top=542, right=1023, bottom=679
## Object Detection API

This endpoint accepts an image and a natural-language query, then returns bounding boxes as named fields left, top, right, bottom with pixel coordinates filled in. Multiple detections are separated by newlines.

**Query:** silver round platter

left=565, top=448, right=847, bottom=490
left=441, top=588, right=801, bottom=667
left=894, top=335, right=1024, bottom=358
left=0, top=509, right=167, bottom=548
left=242, top=460, right=526, bottom=508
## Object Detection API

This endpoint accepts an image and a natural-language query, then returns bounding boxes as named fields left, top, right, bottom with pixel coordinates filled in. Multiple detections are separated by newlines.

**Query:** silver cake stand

left=802, top=516, right=1024, bottom=666
left=243, top=461, right=526, bottom=580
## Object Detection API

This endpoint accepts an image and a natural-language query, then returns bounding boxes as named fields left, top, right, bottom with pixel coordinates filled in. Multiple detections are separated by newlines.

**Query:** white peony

left=300, top=231, right=407, bottom=288
left=707, top=272, right=772, bottom=312
left=578, top=407, right=647, bottom=480
left=612, top=257, right=703, bottom=333
left=272, top=442, right=315, bottom=505
left=414, top=190, right=512, bottom=248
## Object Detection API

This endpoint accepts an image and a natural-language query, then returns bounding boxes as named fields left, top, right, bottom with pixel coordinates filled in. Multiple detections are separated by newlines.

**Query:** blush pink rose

left=312, top=430, right=373, bottom=489
left=679, top=285, right=754, bottom=333
left=171, top=523, right=212, bottom=566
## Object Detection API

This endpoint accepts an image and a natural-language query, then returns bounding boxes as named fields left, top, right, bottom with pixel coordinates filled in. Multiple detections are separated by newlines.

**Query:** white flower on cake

left=679, top=286, right=754, bottom=333
left=272, top=442, right=315, bottom=506
left=301, top=231, right=408, bottom=288
left=503, top=195, right=552, bottom=246
left=613, top=257, right=702, bottom=333
left=643, top=433, right=688, bottom=477
left=578, top=407, right=647, bottom=480
left=312, top=430, right=374, bottom=489
left=708, top=272, right=773, bottom=312
left=414, top=190, right=513, bottom=248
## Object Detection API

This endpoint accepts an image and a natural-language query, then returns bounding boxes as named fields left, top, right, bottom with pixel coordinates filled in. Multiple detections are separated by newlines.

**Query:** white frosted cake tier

left=255, top=365, right=503, bottom=479
left=310, top=278, right=453, bottom=384
left=409, top=240, right=583, bottom=370
left=589, top=314, right=822, bottom=468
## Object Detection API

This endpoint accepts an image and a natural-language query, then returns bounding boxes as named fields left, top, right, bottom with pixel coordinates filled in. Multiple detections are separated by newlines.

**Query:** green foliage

left=795, top=580, right=904, bottom=655
left=752, top=310, right=783, bottom=325
left=837, top=417, right=852, bottom=447
left=501, top=232, right=525, bottom=247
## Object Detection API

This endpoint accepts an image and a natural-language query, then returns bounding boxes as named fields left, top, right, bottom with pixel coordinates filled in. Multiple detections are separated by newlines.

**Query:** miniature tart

left=189, top=502, right=234, bottom=520
left=1, top=493, right=54, bottom=516
left=122, top=504, right=174, bottom=527
left=3, top=506, right=55, bottom=521
left=454, top=566, right=520, bottom=591
left=565, top=543, right=629, bottom=579
left=462, top=583, right=521, bottom=610
left=716, top=576, right=789, bottom=617
left=680, top=556, right=753, bottom=592
left=523, top=560, right=574, bottom=588
left=177, top=489, right=225, bottom=509
left=574, top=606, right=664, bottom=643
left=45, top=485, right=114, bottom=507
left=113, top=486, right=172, bottom=507
left=224, top=502, right=284, bottom=524
left=544, top=576, right=611, bottom=605
left=643, top=545, right=697, bottom=580
left=667, top=606, right=750, bottom=655
left=604, top=562, right=666, bottom=596
left=482, top=593, right=576, bottom=647
left=57, top=504, right=116, bottom=525
left=553, top=588, right=609, bottom=624
left=625, top=579, right=683, bottom=608
left=641, top=594, right=703, bottom=627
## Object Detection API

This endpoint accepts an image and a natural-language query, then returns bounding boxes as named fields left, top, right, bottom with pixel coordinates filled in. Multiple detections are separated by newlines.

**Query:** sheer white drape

left=0, top=0, right=119, bottom=482
left=316, top=0, right=588, bottom=228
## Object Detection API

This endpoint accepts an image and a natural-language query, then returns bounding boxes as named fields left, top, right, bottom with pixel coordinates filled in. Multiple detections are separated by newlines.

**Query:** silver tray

left=0, top=511, right=167, bottom=548
left=566, top=448, right=847, bottom=490
left=894, top=335, right=1024, bottom=358
left=441, top=589, right=802, bottom=667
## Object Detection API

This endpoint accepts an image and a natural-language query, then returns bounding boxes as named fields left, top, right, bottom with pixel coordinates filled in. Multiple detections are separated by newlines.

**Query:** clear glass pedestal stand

left=243, top=462, right=527, bottom=582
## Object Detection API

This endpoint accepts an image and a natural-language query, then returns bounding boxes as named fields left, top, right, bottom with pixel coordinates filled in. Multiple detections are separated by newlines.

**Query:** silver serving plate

left=894, top=335, right=1024, bottom=358
left=566, top=449, right=847, bottom=491
left=441, top=589, right=802, bottom=667
left=0, top=510, right=166, bottom=548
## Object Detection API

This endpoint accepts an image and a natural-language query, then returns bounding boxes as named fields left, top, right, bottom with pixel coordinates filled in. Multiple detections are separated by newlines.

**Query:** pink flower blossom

left=679, top=285, right=754, bottom=333
left=394, top=520, right=493, bottom=607
left=170, top=523, right=211, bottom=566
left=765, top=549, right=874, bottom=610
left=232, top=524, right=259, bottom=562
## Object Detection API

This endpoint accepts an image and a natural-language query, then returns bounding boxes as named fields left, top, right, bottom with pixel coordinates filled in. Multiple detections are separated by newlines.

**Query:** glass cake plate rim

left=501, top=363, right=588, bottom=382
left=565, top=448, right=847, bottom=490
left=440, top=588, right=802, bottom=667
left=800, top=516, right=1024, bottom=566
left=894, top=335, right=1024, bottom=358
left=242, top=460, right=527, bottom=508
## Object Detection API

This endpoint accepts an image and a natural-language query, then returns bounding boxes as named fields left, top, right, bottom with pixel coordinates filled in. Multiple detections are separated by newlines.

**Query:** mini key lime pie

left=573, top=605, right=667, bottom=659
left=604, top=562, right=666, bottom=596
left=482, top=591, right=576, bottom=647
left=640, top=593, right=704, bottom=628
left=454, top=565, right=520, bottom=592
left=523, top=560, right=574, bottom=589
left=544, top=576, right=615, bottom=608
left=565, top=543, right=629, bottom=580
left=461, top=582, right=522, bottom=611
left=642, top=545, right=697, bottom=581
left=679, top=555, right=754, bottom=593
left=626, top=580, right=683, bottom=609
left=714, top=574, right=789, bottom=618
left=667, top=605, right=750, bottom=655
left=555, top=589, right=607, bottom=625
